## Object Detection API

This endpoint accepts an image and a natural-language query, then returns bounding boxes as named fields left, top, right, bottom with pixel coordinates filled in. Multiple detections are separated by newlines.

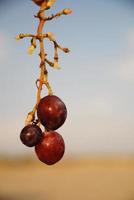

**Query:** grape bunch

left=17, top=0, right=72, bottom=165
left=20, top=95, right=67, bottom=165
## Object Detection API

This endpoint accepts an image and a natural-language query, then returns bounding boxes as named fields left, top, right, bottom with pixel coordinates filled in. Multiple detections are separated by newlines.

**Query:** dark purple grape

left=37, top=95, right=67, bottom=130
left=35, top=131, right=65, bottom=165
left=20, top=124, right=43, bottom=147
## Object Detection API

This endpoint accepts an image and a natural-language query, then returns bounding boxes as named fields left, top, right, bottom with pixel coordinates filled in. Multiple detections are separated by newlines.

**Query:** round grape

left=35, top=131, right=65, bottom=165
left=20, top=124, right=43, bottom=147
left=37, top=95, right=67, bottom=130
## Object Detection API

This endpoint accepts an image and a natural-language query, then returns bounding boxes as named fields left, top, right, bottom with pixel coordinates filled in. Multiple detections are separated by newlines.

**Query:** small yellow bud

left=16, top=34, right=25, bottom=40
left=47, top=0, right=56, bottom=8
left=28, top=45, right=35, bottom=55
left=16, top=35, right=21, bottom=40
left=47, top=32, right=55, bottom=41
left=54, top=62, right=60, bottom=69
left=63, top=8, right=72, bottom=15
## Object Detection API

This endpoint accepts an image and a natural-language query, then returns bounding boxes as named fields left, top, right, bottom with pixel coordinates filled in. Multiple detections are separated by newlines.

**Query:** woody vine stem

left=32, top=9, right=53, bottom=121
left=16, top=1, right=72, bottom=127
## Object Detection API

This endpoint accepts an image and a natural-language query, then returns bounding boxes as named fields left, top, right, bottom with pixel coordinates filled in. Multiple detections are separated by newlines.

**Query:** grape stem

left=16, top=4, right=72, bottom=126
left=35, top=9, right=53, bottom=108
left=25, top=8, right=53, bottom=126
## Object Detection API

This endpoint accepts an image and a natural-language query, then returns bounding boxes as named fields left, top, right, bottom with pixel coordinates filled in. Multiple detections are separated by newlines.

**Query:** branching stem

left=16, top=5, right=72, bottom=126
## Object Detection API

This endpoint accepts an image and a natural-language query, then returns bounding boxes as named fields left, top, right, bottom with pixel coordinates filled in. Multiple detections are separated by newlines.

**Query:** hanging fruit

left=16, top=0, right=72, bottom=165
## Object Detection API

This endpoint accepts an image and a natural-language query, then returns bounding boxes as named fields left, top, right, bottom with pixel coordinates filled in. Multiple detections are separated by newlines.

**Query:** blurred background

left=1, top=0, right=134, bottom=200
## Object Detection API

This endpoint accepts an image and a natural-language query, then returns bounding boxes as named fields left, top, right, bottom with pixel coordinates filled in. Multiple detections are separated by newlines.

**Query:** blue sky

left=1, top=0, right=134, bottom=157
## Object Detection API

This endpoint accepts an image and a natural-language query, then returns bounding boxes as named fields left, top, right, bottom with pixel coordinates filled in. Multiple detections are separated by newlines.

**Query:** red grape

left=20, top=124, right=43, bottom=147
left=37, top=95, right=67, bottom=130
left=35, top=131, right=65, bottom=165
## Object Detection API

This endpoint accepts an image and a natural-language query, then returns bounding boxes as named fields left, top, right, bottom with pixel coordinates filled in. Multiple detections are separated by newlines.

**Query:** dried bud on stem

left=63, top=9, right=72, bottom=15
